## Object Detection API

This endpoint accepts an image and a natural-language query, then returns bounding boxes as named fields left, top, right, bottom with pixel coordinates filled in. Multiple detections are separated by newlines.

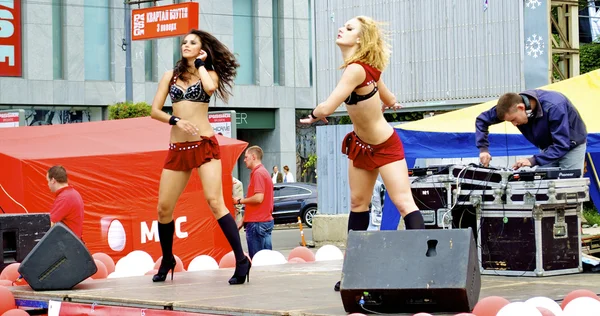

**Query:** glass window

left=144, top=2, right=155, bottom=82
left=84, top=0, right=111, bottom=81
left=145, top=40, right=156, bottom=82
left=52, top=0, right=64, bottom=79
left=173, top=36, right=182, bottom=66
left=272, top=0, right=282, bottom=85
left=278, top=186, right=311, bottom=197
left=233, top=0, right=254, bottom=84
left=308, top=0, right=313, bottom=86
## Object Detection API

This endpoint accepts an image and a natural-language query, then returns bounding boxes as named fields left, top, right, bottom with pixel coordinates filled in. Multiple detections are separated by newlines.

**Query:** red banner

left=132, top=2, right=199, bottom=41
left=0, top=0, right=21, bottom=77
left=48, top=300, right=219, bottom=316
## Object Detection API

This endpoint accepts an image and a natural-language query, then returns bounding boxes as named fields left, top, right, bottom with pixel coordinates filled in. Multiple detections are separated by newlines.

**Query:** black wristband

left=169, top=115, right=181, bottom=126
left=194, top=58, right=205, bottom=68
left=310, top=108, right=318, bottom=119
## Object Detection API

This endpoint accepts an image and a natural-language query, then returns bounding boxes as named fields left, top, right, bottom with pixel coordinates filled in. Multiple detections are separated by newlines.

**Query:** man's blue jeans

left=245, top=220, right=274, bottom=259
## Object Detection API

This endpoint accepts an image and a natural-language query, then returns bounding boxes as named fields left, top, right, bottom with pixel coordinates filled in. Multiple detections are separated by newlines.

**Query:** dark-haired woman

left=150, top=29, right=249, bottom=285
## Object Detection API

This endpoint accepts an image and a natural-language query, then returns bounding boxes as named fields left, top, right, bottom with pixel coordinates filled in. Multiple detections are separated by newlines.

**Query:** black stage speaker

left=18, top=223, right=97, bottom=291
left=1, top=213, right=50, bottom=271
left=340, top=228, right=481, bottom=314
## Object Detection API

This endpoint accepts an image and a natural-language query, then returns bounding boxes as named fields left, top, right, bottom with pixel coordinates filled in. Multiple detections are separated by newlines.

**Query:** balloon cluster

left=97, top=244, right=343, bottom=278
left=404, top=290, right=600, bottom=316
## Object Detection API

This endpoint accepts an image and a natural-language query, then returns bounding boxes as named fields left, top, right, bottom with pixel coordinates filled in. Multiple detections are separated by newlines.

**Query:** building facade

left=0, top=0, right=315, bottom=185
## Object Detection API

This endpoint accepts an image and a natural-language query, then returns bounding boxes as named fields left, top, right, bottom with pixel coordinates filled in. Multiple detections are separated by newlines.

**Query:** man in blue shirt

left=475, top=90, right=587, bottom=171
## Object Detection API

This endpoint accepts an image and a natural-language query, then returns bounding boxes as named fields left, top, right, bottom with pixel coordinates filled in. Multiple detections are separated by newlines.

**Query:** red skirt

left=341, top=131, right=405, bottom=171
left=163, top=136, right=221, bottom=171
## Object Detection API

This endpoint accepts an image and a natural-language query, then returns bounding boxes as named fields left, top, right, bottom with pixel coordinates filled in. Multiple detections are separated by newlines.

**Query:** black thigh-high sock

left=404, top=211, right=425, bottom=229
left=217, top=213, right=245, bottom=263
left=158, top=220, right=175, bottom=260
left=348, top=211, right=370, bottom=232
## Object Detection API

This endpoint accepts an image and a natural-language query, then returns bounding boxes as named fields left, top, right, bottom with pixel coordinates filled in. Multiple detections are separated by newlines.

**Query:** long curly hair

left=341, top=16, right=391, bottom=71
left=172, top=29, right=239, bottom=103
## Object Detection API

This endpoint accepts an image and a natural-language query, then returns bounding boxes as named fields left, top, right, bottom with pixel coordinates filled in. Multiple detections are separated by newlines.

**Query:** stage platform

left=8, top=260, right=600, bottom=316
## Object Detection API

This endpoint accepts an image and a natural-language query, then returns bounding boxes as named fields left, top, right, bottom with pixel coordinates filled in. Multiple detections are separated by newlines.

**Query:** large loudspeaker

left=340, top=228, right=481, bottom=314
left=1, top=213, right=50, bottom=271
left=18, top=223, right=97, bottom=291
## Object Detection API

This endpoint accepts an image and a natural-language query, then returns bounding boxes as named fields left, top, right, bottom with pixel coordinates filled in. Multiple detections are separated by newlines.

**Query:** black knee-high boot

left=348, top=211, right=370, bottom=232
left=335, top=211, right=371, bottom=292
left=217, top=213, right=250, bottom=285
left=404, top=211, right=425, bottom=229
left=152, top=220, right=176, bottom=282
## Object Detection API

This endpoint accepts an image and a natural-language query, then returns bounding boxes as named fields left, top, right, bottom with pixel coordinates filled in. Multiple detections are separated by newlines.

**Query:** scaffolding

left=550, top=0, right=581, bottom=82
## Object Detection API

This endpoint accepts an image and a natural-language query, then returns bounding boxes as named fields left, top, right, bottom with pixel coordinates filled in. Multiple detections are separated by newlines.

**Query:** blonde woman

left=299, top=16, right=425, bottom=291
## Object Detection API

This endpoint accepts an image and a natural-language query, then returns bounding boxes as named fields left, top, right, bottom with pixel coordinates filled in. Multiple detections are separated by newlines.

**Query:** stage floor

left=8, top=260, right=600, bottom=316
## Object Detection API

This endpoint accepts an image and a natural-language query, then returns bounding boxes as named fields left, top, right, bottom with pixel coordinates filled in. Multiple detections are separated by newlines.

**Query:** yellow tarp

left=396, top=69, right=600, bottom=134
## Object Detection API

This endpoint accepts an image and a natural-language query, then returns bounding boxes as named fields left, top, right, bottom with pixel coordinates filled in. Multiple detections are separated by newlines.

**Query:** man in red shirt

left=47, top=166, right=85, bottom=239
left=233, top=146, right=274, bottom=259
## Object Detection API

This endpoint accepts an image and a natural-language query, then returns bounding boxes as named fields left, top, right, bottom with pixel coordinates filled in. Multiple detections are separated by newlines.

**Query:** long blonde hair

left=341, top=16, right=391, bottom=71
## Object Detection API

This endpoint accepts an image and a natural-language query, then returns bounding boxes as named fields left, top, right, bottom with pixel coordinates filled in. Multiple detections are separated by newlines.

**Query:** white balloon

left=124, top=250, right=155, bottom=274
left=315, top=245, right=344, bottom=261
left=252, top=250, right=287, bottom=266
left=496, top=302, right=542, bottom=316
left=563, top=297, right=600, bottom=316
left=188, top=255, right=219, bottom=271
left=525, top=296, right=564, bottom=316
left=267, top=251, right=287, bottom=264
left=114, top=256, right=146, bottom=276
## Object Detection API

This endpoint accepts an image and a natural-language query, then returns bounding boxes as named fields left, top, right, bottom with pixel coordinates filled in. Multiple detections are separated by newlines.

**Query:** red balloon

left=560, top=289, right=600, bottom=309
left=218, top=251, right=236, bottom=269
left=472, top=296, right=510, bottom=316
left=0, top=286, right=16, bottom=315
left=536, top=307, right=555, bottom=316
left=92, top=253, right=115, bottom=274
left=1, top=309, right=30, bottom=316
left=91, top=260, right=108, bottom=280
left=288, top=257, right=307, bottom=263
left=153, top=255, right=185, bottom=272
left=0, top=264, right=20, bottom=282
left=0, top=281, right=12, bottom=286
left=288, top=246, right=316, bottom=262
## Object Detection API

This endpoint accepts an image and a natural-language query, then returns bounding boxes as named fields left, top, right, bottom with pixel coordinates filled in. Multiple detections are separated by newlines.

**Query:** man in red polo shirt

left=233, top=146, right=274, bottom=259
left=47, top=166, right=85, bottom=239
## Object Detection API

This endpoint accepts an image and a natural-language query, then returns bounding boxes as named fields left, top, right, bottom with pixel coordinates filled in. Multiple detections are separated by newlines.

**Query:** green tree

left=580, top=43, right=600, bottom=74
left=108, top=101, right=152, bottom=120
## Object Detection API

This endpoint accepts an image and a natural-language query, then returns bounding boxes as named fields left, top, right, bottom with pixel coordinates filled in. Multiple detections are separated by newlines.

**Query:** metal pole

left=124, top=1, right=133, bottom=103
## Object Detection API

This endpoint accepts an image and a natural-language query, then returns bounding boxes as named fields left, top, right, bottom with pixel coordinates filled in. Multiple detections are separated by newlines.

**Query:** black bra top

left=344, top=86, right=379, bottom=105
left=344, top=62, right=381, bottom=105
left=169, top=80, right=211, bottom=103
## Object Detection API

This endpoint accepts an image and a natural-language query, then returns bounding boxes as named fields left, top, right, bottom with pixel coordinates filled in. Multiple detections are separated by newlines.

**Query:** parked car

left=273, top=182, right=318, bottom=228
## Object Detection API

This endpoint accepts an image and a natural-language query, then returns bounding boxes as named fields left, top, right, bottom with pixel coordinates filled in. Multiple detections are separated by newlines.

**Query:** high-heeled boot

left=217, top=213, right=249, bottom=285
left=152, top=220, right=175, bottom=282
left=152, top=255, right=176, bottom=282
left=228, top=256, right=251, bottom=285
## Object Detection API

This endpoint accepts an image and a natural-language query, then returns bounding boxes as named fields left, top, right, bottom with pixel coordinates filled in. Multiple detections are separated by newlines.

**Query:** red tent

left=0, top=117, right=247, bottom=267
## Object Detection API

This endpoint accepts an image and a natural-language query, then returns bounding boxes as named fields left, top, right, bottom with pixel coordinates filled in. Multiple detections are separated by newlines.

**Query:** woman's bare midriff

left=169, top=100, right=214, bottom=143
left=346, top=89, right=394, bottom=145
